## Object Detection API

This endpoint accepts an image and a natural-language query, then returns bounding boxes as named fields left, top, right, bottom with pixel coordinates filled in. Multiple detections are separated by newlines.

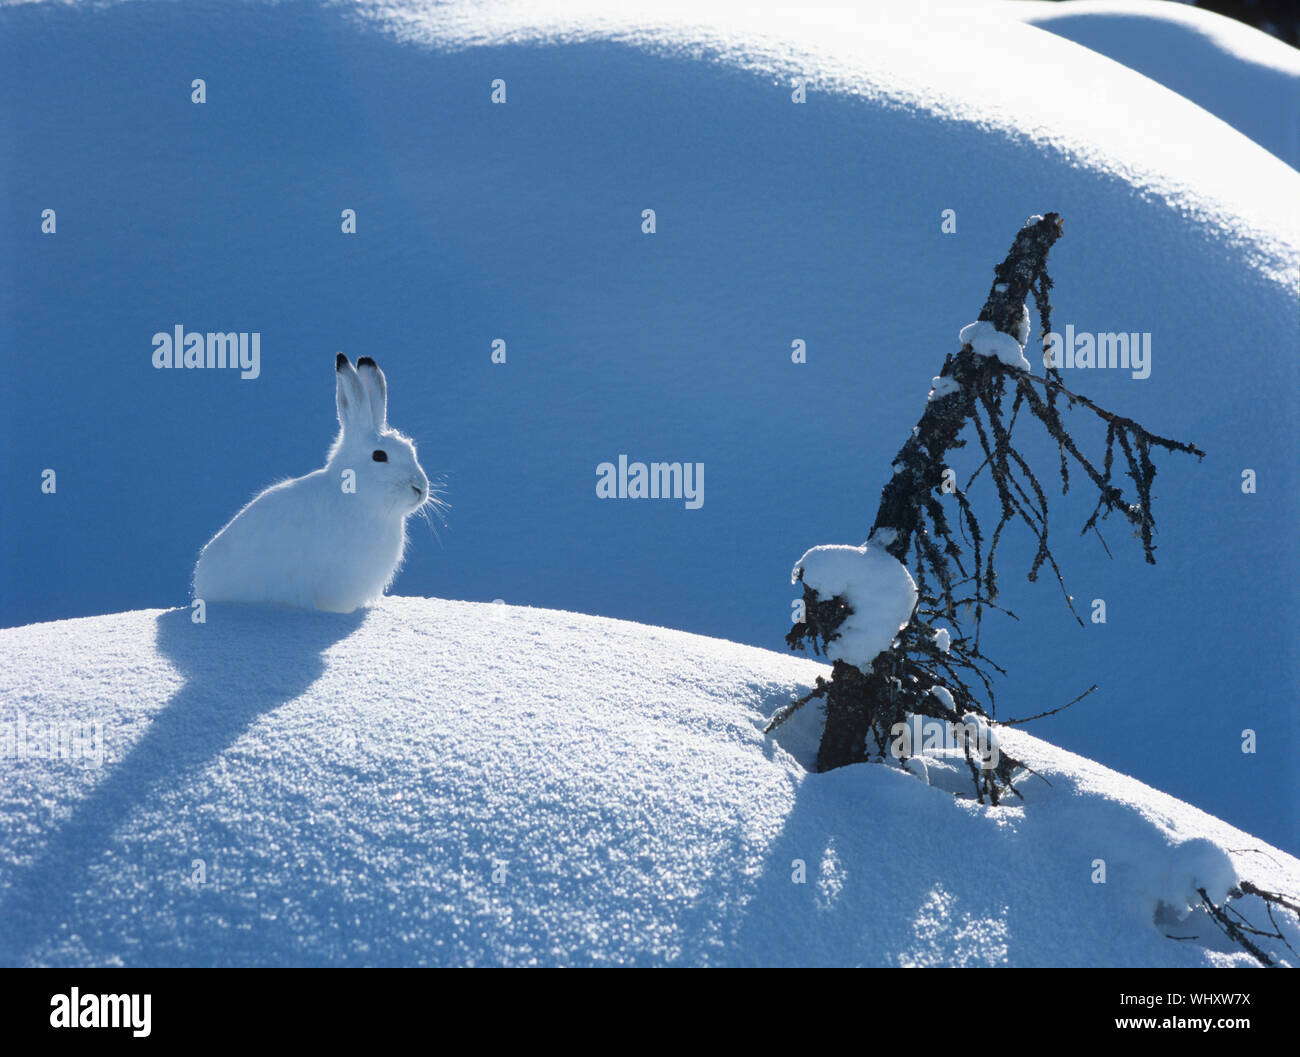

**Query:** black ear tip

left=335, top=352, right=349, bottom=370
left=357, top=356, right=377, bottom=369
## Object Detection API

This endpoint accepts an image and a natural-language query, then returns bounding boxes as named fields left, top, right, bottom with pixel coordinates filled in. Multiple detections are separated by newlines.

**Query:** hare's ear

left=335, top=352, right=373, bottom=432
left=355, top=356, right=388, bottom=431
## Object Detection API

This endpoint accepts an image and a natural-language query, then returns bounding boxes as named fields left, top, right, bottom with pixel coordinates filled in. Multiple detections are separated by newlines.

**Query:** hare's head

left=330, top=353, right=429, bottom=517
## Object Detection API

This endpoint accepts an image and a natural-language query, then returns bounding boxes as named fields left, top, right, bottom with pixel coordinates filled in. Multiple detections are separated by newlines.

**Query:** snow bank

left=793, top=544, right=918, bottom=667
left=1, top=598, right=1296, bottom=967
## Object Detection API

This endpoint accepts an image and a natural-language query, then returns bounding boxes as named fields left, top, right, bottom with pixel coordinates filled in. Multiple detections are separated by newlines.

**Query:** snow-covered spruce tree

left=772, top=213, right=1204, bottom=804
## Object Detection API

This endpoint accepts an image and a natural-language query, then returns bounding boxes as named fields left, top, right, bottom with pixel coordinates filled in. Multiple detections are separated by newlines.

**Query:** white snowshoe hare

left=193, top=354, right=431, bottom=612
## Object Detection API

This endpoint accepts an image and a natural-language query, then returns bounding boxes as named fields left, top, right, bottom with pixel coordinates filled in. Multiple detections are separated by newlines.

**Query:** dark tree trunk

left=871, top=213, right=1063, bottom=563
left=817, top=661, right=876, bottom=772
left=817, top=214, right=1064, bottom=772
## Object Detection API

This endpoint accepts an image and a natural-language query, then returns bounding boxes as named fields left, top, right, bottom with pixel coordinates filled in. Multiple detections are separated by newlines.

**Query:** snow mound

left=348, top=0, right=1300, bottom=276
left=1, top=598, right=1297, bottom=967
left=1, top=0, right=1297, bottom=889
left=1007, top=0, right=1300, bottom=168
left=793, top=544, right=918, bottom=667
left=1140, top=837, right=1237, bottom=924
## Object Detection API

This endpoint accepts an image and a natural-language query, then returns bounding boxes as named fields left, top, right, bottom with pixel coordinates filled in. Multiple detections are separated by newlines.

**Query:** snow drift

left=0, top=0, right=1296, bottom=868
left=0, top=599, right=1295, bottom=966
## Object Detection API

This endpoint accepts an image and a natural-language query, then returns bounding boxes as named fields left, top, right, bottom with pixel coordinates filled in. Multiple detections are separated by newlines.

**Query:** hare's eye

left=372, top=450, right=388, bottom=462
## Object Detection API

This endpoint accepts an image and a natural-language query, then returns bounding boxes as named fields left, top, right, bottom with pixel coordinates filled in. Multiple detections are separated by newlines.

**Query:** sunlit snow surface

left=0, top=599, right=1295, bottom=966
left=1007, top=0, right=1300, bottom=168
left=349, top=0, right=1299, bottom=275
left=1, top=0, right=1297, bottom=900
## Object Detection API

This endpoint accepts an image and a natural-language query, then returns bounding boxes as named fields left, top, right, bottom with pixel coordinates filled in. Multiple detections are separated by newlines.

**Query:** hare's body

left=193, top=355, right=429, bottom=613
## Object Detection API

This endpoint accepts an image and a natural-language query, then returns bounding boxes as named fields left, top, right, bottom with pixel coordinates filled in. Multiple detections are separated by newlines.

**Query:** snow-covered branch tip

left=780, top=212, right=1203, bottom=803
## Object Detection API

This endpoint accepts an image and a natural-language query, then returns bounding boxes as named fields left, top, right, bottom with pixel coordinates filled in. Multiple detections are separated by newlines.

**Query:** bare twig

left=997, top=684, right=1099, bottom=726
left=1198, top=888, right=1274, bottom=967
